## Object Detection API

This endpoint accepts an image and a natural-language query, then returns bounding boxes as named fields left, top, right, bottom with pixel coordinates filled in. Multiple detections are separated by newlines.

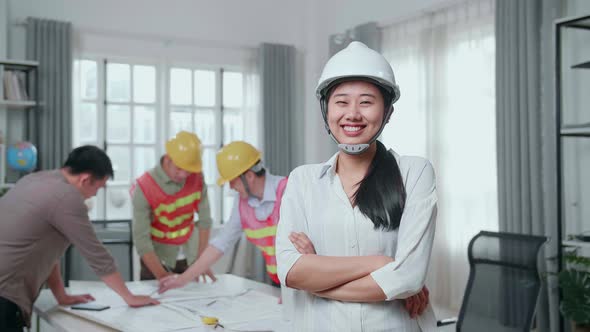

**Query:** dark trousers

left=0, top=297, right=24, bottom=332
left=140, top=259, right=188, bottom=280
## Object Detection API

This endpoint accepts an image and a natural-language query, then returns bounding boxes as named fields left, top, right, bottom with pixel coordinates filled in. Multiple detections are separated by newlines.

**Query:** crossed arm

left=286, top=232, right=392, bottom=300
left=287, top=232, right=429, bottom=317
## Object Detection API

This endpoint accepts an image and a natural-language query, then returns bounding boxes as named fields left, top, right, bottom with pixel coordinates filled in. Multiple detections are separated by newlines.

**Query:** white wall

left=6, top=0, right=308, bottom=64
left=0, top=0, right=6, bottom=57
left=300, top=0, right=454, bottom=163
left=4, top=0, right=456, bottom=165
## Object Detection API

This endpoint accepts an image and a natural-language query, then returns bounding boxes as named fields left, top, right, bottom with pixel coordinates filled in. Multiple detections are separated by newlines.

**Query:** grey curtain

left=26, top=17, right=72, bottom=170
left=496, top=1, right=562, bottom=331
left=329, top=22, right=381, bottom=56
left=255, top=43, right=296, bottom=283
left=260, top=43, right=296, bottom=177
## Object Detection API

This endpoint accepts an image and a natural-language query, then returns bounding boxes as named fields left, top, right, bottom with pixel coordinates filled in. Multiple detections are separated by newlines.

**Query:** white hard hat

left=316, top=41, right=400, bottom=104
left=315, top=41, right=401, bottom=155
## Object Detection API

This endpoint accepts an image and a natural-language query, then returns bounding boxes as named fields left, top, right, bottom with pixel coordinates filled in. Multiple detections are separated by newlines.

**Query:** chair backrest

left=457, top=231, right=548, bottom=332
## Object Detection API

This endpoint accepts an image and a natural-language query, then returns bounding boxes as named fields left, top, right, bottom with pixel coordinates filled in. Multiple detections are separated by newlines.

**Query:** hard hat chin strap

left=320, top=97, right=393, bottom=155
left=239, top=174, right=255, bottom=199
left=238, top=161, right=264, bottom=199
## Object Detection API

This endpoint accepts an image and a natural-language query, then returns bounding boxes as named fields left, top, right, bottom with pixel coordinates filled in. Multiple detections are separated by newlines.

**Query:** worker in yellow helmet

left=158, top=141, right=288, bottom=292
left=131, top=131, right=214, bottom=281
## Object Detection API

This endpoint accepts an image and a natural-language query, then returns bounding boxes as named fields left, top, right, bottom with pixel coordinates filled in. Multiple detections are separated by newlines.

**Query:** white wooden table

left=33, top=274, right=283, bottom=332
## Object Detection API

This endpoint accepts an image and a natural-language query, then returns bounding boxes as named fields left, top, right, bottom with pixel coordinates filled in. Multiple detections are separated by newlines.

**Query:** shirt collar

left=317, top=148, right=401, bottom=179
left=248, top=173, right=280, bottom=206
left=319, top=151, right=340, bottom=179
left=154, top=162, right=176, bottom=185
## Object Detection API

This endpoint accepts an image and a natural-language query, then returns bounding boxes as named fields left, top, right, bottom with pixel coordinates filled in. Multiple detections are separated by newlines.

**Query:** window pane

left=81, top=60, right=97, bottom=100
left=170, top=68, right=192, bottom=105
left=133, top=147, right=156, bottom=179
left=194, top=110, right=216, bottom=145
left=202, top=148, right=216, bottom=185
left=194, top=70, right=215, bottom=107
left=222, top=71, right=243, bottom=108
left=223, top=111, right=243, bottom=143
left=107, top=105, right=131, bottom=143
left=107, top=63, right=130, bottom=102
left=133, top=65, right=156, bottom=103
left=134, top=106, right=156, bottom=143
left=77, top=103, right=97, bottom=142
left=108, top=146, right=131, bottom=182
left=106, top=186, right=132, bottom=220
left=169, top=108, right=193, bottom=137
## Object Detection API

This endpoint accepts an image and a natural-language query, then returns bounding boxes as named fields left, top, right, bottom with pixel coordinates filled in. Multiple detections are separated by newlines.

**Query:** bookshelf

left=554, top=13, right=590, bottom=330
left=0, top=59, right=39, bottom=188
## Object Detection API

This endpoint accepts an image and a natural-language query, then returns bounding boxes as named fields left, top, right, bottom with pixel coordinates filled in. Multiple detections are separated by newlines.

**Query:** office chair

left=438, top=231, right=548, bottom=332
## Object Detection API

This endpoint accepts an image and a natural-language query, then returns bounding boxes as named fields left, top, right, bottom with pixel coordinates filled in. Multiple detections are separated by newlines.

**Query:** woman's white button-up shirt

left=276, top=150, right=438, bottom=332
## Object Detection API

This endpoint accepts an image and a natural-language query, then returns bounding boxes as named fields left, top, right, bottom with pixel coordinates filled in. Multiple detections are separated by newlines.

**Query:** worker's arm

left=100, top=271, right=159, bottom=307
left=198, top=228, right=210, bottom=256
left=158, top=245, right=224, bottom=293
left=46, top=262, right=95, bottom=305
left=196, top=181, right=212, bottom=256
left=141, top=252, right=171, bottom=280
left=194, top=180, right=214, bottom=281
left=132, top=185, right=170, bottom=279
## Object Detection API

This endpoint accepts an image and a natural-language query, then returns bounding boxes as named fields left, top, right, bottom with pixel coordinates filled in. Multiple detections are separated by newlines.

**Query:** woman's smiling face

left=327, top=80, right=386, bottom=145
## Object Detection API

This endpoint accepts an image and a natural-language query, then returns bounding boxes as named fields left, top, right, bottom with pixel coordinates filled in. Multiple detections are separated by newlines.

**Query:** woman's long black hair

left=355, top=140, right=406, bottom=231
left=327, top=80, right=407, bottom=231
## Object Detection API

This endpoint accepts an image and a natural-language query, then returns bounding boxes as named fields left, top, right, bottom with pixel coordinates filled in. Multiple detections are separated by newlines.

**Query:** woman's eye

left=335, top=101, right=347, bottom=105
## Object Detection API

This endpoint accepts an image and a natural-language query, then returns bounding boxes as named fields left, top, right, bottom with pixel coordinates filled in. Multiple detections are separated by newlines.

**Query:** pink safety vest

left=239, top=177, right=288, bottom=284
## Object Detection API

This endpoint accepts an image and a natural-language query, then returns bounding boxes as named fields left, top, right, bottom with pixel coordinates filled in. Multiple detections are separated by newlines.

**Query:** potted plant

left=559, top=250, right=590, bottom=332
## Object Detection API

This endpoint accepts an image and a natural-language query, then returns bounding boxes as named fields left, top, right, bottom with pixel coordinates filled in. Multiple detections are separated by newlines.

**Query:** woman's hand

left=289, top=232, right=316, bottom=254
left=404, top=286, right=429, bottom=318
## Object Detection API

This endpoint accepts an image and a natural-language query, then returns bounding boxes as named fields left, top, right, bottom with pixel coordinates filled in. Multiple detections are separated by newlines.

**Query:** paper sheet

left=62, top=280, right=287, bottom=332
left=62, top=304, right=201, bottom=332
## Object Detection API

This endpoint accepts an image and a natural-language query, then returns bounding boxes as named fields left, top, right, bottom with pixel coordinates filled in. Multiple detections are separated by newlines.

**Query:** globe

left=6, top=142, right=38, bottom=172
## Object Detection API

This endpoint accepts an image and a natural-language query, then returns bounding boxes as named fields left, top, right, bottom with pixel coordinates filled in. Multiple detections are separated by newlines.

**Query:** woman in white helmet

left=275, top=41, right=437, bottom=331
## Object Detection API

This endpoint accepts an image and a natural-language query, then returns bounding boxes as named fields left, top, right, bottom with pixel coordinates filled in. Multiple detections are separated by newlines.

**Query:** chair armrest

left=437, top=317, right=458, bottom=327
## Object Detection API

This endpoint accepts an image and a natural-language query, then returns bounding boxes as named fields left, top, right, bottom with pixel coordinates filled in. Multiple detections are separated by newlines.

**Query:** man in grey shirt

left=0, top=146, right=159, bottom=331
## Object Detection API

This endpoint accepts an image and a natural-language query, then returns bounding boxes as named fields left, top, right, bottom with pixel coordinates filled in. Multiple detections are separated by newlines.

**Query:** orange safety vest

left=239, top=177, right=288, bottom=284
left=135, top=172, right=203, bottom=245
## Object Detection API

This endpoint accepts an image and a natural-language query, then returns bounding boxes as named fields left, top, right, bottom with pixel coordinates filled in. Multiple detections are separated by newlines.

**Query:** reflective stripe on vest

left=243, top=225, right=277, bottom=239
left=151, top=223, right=193, bottom=240
left=240, top=177, right=288, bottom=284
left=154, top=191, right=201, bottom=215
left=266, top=264, right=277, bottom=274
left=256, top=245, right=275, bottom=256
left=136, top=172, right=203, bottom=245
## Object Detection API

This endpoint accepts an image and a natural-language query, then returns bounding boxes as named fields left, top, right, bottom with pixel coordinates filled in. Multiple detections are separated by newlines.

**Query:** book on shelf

left=2, top=70, right=30, bottom=101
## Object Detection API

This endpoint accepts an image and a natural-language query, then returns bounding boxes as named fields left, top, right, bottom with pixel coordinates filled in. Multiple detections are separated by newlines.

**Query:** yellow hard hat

left=165, top=131, right=202, bottom=173
left=216, top=141, right=261, bottom=186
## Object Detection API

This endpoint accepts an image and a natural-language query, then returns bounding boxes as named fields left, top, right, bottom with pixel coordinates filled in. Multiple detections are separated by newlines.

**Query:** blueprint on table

left=59, top=281, right=288, bottom=332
